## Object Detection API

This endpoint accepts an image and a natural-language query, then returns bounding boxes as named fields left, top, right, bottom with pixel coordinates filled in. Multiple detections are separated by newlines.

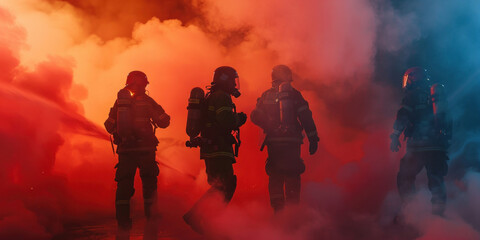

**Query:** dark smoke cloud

left=46, top=0, right=202, bottom=39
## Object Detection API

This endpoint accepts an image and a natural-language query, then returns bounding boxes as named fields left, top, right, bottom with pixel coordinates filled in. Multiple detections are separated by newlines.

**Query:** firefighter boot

left=115, top=202, right=131, bottom=240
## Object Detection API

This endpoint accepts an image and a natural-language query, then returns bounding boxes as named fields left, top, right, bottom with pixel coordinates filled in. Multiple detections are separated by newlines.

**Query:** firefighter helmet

left=402, top=67, right=430, bottom=89
left=213, top=66, right=238, bottom=86
left=126, top=71, right=149, bottom=86
left=272, top=65, right=293, bottom=86
left=212, top=66, right=240, bottom=97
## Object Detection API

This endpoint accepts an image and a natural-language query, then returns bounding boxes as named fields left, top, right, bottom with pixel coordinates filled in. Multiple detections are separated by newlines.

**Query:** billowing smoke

left=0, top=0, right=480, bottom=239
left=0, top=6, right=111, bottom=240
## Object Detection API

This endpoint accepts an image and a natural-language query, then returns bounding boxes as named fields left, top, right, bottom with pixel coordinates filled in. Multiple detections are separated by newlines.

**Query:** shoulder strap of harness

left=232, top=103, right=241, bottom=157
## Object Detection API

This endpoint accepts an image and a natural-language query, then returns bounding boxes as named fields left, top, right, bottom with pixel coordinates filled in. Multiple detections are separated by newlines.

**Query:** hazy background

left=0, top=0, right=479, bottom=239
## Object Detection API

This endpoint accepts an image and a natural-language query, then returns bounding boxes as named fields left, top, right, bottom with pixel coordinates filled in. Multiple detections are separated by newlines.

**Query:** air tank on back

left=431, top=83, right=451, bottom=139
left=116, top=88, right=133, bottom=138
left=186, top=87, right=205, bottom=138
left=278, top=82, right=296, bottom=127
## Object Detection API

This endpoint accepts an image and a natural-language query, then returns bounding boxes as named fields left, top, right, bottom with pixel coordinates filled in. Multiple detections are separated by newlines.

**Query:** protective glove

left=308, top=135, right=319, bottom=155
left=235, top=112, right=247, bottom=127
left=309, top=140, right=318, bottom=155
left=390, top=134, right=401, bottom=152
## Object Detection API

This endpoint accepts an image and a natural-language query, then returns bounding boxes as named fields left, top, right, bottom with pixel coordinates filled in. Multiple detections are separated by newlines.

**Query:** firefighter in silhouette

left=104, top=71, right=170, bottom=236
left=183, top=66, right=247, bottom=232
left=390, top=67, right=451, bottom=216
left=251, top=65, right=319, bottom=212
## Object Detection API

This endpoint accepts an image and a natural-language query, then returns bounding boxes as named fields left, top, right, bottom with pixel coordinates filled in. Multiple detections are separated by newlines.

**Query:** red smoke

left=0, top=1, right=479, bottom=239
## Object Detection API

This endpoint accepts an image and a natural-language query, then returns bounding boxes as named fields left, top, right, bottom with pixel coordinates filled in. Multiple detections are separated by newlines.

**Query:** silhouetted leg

left=138, top=152, right=159, bottom=219
left=184, top=157, right=234, bottom=233
left=285, top=174, right=301, bottom=205
left=138, top=152, right=159, bottom=240
left=425, top=151, right=448, bottom=216
left=268, top=173, right=285, bottom=212
left=115, top=154, right=137, bottom=231
left=397, top=152, right=424, bottom=204
left=205, top=157, right=236, bottom=203
left=183, top=187, right=220, bottom=234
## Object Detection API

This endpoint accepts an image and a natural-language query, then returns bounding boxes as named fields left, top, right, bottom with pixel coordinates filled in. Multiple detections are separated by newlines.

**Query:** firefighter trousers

left=268, top=173, right=301, bottom=212
left=115, top=151, right=159, bottom=229
left=397, top=150, right=448, bottom=215
left=183, top=157, right=236, bottom=232
left=266, top=143, right=304, bottom=212
left=204, top=157, right=237, bottom=202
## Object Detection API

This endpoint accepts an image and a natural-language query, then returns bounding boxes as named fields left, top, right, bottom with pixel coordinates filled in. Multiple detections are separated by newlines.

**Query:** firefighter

left=183, top=66, right=247, bottom=232
left=251, top=65, right=319, bottom=212
left=104, top=71, right=170, bottom=237
left=390, top=67, right=451, bottom=216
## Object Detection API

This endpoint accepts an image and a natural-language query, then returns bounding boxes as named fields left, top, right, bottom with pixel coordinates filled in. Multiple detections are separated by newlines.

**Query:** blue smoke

left=374, top=0, right=480, bottom=178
